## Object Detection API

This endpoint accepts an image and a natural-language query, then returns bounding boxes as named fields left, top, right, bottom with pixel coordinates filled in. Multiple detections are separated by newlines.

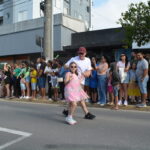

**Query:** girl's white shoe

left=65, top=116, right=77, bottom=125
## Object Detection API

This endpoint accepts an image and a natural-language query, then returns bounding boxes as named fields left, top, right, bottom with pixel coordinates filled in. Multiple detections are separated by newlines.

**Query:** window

left=64, top=7, right=69, bottom=15
left=0, top=0, right=3, bottom=5
left=79, top=0, right=82, bottom=5
left=87, top=6, right=90, bottom=13
left=0, top=16, right=3, bottom=25
left=55, top=0, right=61, bottom=8
left=18, top=11, right=28, bottom=22
left=64, top=0, right=69, bottom=3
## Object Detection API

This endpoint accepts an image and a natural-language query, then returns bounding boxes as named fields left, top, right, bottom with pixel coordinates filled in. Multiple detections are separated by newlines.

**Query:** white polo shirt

left=65, top=56, right=92, bottom=85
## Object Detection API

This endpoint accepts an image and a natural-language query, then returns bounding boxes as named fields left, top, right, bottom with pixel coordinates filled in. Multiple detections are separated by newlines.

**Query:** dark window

left=64, top=0, right=69, bottom=3
left=87, top=6, right=90, bottom=13
left=0, top=16, right=3, bottom=25
left=0, top=0, right=3, bottom=5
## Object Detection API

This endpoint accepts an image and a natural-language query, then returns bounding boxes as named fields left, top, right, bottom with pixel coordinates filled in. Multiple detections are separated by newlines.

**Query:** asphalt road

left=0, top=100, right=150, bottom=150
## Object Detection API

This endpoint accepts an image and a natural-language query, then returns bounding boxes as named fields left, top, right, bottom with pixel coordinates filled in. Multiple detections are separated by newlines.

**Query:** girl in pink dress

left=64, top=62, right=89, bottom=125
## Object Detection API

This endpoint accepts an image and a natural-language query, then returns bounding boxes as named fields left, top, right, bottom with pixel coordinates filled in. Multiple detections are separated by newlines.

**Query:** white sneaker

left=100, top=103, right=105, bottom=106
left=48, top=98, right=53, bottom=101
left=65, top=116, right=77, bottom=125
left=124, top=100, right=128, bottom=106
left=97, top=102, right=101, bottom=105
left=20, top=96, right=23, bottom=99
left=25, top=96, right=30, bottom=99
left=118, top=100, right=122, bottom=105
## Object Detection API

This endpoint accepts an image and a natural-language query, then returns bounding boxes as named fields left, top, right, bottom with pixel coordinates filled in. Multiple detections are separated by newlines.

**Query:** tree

left=118, top=1, right=150, bottom=47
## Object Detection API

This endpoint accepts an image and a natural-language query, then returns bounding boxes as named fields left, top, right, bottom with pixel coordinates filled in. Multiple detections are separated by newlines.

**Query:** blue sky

left=92, top=0, right=148, bottom=30
left=93, top=0, right=108, bottom=8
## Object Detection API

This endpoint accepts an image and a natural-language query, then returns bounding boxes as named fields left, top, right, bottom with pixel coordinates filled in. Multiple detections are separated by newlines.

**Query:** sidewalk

left=0, top=98, right=150, bottom=112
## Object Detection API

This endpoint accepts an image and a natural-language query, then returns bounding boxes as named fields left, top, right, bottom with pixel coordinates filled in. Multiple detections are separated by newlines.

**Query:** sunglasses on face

left=70, top=66, right=77, bottom=68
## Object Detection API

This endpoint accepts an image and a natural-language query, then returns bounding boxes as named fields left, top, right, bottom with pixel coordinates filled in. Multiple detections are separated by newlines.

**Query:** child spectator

left=128, top=63, right=141, bottom=103
left=20, top=74, right=26, bottom=99
left=110, top=63, right=121, bottom=110
left=51, top=63, right=59, bottom=101
left=30, top=65, right=37, bottom=100
left=107, top=68, right=114, bottom=105
left=89, top=63, right=98, bottom=103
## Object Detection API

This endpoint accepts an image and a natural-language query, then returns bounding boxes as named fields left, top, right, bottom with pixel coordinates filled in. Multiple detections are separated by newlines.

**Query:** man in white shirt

left=63, top=47, right=96, bottom=120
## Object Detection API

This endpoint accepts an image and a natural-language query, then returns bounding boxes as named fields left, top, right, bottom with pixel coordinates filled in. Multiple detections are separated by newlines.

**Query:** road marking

left=0, top=127, right=32, bottom=150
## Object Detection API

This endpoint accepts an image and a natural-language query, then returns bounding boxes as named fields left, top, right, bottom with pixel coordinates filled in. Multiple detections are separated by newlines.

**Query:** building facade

left=0, top=0, right=92, bottom=29
left=0, top=13, right=86, bottom=63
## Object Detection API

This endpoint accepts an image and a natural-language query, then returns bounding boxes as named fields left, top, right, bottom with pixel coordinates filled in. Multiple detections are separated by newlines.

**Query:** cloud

left=91, top=0, right=148, bottom=30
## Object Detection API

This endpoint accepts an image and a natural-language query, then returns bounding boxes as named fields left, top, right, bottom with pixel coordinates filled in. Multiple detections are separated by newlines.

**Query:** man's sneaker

left=124, top=100, right=128, bottom=106
left=62, top=109, right=68, bottom=116
left=136, top=103, right=147, bottom=108
left=84, top=112, right=96, bottom=120
left=118, top=100, right=122, bottom=105
left=65, top=116, right=77, bottom=125
left=97, top=102, right=101, bottom=105
left=20, top=96, right=23, bottom=99
left=100, top=103, right=105, bottom=106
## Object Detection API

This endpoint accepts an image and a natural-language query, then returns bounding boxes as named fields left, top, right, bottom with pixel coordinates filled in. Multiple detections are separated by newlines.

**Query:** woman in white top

left=117, top=54, right=130, bottom=106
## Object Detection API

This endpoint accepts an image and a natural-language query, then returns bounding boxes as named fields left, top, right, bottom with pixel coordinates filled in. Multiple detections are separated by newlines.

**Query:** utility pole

left=43, top=0, right=53, bottom=60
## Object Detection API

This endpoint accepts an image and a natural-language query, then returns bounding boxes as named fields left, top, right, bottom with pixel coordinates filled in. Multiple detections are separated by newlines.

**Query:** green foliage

left=118, top=1, right=150, bottom=47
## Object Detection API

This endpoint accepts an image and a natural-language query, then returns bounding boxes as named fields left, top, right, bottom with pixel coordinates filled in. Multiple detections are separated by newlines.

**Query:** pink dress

left=64, top=72, right=89, bottom=102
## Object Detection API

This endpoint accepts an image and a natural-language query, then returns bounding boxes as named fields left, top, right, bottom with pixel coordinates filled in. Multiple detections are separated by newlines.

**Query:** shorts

left=121, top=74, right=129, bottom=84
left=20, top=83, right=26, bottom=90
left=85, top=78, right=90, bottom=86
left=107, top=85, right=113, bottom=93
left=113, top=85, right=120, bottom=97
left=31, top=83, right=37, bottom=90
left=90, top=88, right=97, bottom=93
left=138, top=76, right=149, bottom=94
left=25, top=76, right=30, bottom=82
left=38, top=77, right=46, bottom=88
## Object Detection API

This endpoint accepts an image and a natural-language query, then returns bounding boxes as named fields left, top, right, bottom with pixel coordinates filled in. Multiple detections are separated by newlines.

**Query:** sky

left=92, top=0, right=148, bottom=30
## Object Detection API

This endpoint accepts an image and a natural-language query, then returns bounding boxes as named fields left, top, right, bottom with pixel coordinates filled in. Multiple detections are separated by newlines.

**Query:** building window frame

left=0, top=16, right=3, bottom=25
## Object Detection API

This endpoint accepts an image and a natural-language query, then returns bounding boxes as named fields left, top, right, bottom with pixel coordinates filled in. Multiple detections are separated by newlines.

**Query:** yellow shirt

left=30, top=70, right=37, bottom=83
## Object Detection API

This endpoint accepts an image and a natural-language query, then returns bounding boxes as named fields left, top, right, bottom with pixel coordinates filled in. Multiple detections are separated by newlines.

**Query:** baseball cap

left=78, top=47, right=87, bottom=54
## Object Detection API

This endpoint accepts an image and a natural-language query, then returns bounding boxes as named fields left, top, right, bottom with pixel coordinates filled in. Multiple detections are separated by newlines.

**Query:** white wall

left=53, top=0, right=63, bottom=14
left=13, top=0, right=33, bottom=23
left=32, top=0, right=43, bottom=19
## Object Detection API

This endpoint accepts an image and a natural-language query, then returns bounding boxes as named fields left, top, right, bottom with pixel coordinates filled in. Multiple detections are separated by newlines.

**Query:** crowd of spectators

left=0, top=51, right=150, bottom=109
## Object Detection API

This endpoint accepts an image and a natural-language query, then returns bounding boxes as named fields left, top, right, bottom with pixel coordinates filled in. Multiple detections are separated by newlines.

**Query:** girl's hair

left=131, top=63, right=137, bottom=70
left=20, top=74, right=25, bottom=78
left=120, top=54, right=129, bottom=68
left=69, top=62, right=78, bottom=76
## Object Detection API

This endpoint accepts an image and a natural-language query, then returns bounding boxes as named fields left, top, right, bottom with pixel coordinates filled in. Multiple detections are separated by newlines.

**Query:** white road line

left=0, top=127, right=32, bottom=150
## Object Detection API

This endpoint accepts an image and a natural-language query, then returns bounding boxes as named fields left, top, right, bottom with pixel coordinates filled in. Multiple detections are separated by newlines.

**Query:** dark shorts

left=38, top=77, right=46, bottom=88
left=90, top=88, right=97, bottom=93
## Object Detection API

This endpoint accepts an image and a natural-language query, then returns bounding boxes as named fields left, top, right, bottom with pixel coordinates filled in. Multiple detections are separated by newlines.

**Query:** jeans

left=98, top=75, right=107, bottom=104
